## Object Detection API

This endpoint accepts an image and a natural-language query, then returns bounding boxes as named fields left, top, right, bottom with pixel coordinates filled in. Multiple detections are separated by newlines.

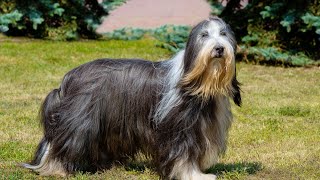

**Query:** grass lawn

left=0, top=36, right=319, bottom=179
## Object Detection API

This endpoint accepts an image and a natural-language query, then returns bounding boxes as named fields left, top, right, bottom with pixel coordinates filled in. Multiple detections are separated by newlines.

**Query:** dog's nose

left=212, top=46, right=224, bottom=58
left=215, top=46, right=224, bottom=55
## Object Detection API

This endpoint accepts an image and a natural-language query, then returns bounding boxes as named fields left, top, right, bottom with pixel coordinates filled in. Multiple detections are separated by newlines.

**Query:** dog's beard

left=180, top=40, right=235, bottom=99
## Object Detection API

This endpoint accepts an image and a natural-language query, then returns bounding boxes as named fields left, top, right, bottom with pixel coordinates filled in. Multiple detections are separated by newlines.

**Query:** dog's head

left=180, top=17, right=238, bottom=99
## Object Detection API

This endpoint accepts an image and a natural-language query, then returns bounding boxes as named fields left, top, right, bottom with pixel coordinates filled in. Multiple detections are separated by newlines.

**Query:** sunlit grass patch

left=277, top=105, right=311, bottom=117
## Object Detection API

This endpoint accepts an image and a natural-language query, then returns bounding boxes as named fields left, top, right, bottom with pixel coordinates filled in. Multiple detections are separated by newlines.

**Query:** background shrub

left=103, top=25, right=191, bottom=52
left=1, top=0, right=319, bottom=66
left=105, top=0, right=319, bottom=66
left=0, top=0, right=125, bottom=40
left=151, top=25, right=191, bottom=52
left=208, top=0, right=320, bottom=66
left=104, top=27, right=147, bottom=40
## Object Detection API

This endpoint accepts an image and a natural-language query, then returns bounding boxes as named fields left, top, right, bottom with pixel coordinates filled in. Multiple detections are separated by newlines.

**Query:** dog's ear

left=232, top=75, right=241, bottom=107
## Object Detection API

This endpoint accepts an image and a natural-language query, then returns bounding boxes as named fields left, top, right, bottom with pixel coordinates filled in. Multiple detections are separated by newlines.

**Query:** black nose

left=213, top=46, right=224, bottom=58
left=215, top=46, right=224, bottom=55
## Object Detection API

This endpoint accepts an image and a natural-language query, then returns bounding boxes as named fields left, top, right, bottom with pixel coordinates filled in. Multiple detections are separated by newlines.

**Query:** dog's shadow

left=124, top=161, right=152, bottom=172
left=206, top=162, right=262, bottom=176
left=125, top=161, right=262, bottom=176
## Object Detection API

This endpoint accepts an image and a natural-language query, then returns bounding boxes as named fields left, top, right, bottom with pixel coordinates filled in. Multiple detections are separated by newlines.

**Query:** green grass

left=0, top=36, right=319, bottom=179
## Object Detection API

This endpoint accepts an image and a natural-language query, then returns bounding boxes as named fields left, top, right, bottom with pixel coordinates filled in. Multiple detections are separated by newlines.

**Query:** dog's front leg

left=170, top=158, right=217, bottom=180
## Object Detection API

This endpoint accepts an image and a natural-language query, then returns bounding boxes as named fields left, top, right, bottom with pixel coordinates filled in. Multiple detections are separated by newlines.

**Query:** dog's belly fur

left=199, top=96, right=232, bottom=171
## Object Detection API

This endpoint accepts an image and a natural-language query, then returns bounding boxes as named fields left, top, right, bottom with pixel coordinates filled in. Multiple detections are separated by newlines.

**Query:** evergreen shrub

left=208, top=0, right=320, bottom=66
left=103, top=25, right=191, bottom=52
left=0, top=0, right=126, bottom=40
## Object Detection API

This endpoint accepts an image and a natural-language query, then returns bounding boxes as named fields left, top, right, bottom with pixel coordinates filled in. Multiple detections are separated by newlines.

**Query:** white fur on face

left=203, top=20, right=235, bottom=60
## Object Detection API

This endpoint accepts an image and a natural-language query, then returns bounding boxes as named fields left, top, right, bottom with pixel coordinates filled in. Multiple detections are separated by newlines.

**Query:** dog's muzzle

left=211, top=46, right=224, bottom=58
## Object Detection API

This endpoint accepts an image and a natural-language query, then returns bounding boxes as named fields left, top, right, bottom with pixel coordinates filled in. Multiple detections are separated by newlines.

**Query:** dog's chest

left=199, top=96, right=233, bottom=170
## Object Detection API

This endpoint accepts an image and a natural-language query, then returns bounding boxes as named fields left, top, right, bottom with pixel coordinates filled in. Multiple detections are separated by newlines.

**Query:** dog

left=23, top=17, right=241, bottom=179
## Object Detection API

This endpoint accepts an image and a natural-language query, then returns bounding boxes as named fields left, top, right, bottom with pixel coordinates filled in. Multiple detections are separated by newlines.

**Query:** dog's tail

left=22, top=138, right=50, bottom=170
left=22, top=138, right=67, bottom=176
left=23, top=89, right=67, bottom=176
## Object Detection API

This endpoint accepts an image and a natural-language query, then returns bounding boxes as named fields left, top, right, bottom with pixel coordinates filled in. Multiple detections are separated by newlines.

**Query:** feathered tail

left=23, top=89, right=67, bottom=176
left=22, top=139, right=50, bottom=170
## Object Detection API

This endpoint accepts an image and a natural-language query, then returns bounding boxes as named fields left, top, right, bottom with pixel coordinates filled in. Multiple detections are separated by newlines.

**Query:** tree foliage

left=0, top=0, right=125, bottom=40
left=208, top=0, right=320, bottom=65
left=105, top=0, right=320, bottom=66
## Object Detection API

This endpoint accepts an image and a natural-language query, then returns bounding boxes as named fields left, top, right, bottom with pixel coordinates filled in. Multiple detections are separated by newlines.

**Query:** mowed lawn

left=0, top=36, right=319, bottom=179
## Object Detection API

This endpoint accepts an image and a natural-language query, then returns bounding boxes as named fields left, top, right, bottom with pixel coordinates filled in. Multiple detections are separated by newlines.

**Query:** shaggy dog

left=24, top=17, right=241, bottom=179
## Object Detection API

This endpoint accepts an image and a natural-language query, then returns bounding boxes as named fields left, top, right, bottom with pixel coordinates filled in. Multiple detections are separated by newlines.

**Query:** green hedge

left=103, top=25, right=191, bottom=52
left=208, top=0, right=320, bottom=66
left=105, top=0, right=319, bottom=66
left=0, top=0, right=126, bottom=40
left=1, top=0, right=319, bottom=66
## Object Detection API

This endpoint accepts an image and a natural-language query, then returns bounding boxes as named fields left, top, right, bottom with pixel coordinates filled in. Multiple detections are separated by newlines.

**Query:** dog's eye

left=201, top=32, right=209, bottom=38
left=220, top=30, right=227, bottom=36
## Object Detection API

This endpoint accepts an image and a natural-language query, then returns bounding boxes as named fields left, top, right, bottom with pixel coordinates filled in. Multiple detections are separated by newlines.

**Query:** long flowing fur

left=24, top=17, right=241, bottom=179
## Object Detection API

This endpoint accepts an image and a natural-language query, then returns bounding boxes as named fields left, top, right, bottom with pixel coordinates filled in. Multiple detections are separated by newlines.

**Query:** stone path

left=96, top=0, right=211, bottom=33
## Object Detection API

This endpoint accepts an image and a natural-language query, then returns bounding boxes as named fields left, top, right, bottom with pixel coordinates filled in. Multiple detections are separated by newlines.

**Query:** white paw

left=190, top=173, right=217, bottom=180
left=200, top=174, right=217, bottom=180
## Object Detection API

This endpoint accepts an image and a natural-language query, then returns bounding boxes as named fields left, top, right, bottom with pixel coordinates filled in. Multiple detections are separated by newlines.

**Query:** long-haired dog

left=24, top=17, right=241, bottom=179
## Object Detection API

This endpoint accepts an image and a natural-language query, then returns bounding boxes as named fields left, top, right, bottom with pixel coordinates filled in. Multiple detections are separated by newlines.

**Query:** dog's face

left=181, top=17, right=237, bottom=98
left=197, top=18, right=236, bottom=59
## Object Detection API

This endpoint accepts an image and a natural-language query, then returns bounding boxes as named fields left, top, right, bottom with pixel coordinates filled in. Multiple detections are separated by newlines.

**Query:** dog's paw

left=200, top=174, right=217, bottom=180
left=189, top=173, right=217, bottom=180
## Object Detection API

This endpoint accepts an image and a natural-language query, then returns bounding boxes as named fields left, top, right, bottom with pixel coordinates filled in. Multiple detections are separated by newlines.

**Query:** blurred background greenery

left=1, top=0, right=319, bottom=66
